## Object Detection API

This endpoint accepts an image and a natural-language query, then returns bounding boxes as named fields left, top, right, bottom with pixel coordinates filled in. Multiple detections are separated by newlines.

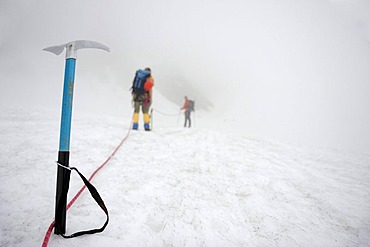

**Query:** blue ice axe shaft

left=43, top=40, right=109, bottom=235
left=59, top=58, right=76, bottom=151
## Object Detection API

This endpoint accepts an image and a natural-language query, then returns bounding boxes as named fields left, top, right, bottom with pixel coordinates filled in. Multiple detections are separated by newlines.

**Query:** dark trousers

left=184, top=110, right=191, bottom=127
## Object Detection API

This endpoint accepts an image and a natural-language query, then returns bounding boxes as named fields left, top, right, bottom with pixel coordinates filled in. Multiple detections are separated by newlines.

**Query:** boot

left=132, top=113, right=139, bottom=130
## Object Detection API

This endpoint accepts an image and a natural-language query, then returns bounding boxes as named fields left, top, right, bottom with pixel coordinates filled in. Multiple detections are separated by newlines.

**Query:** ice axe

left=43, top=40, right=109, bottom=235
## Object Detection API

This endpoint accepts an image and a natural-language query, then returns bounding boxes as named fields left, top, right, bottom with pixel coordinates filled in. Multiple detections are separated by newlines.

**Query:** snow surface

left=1, top=105, right=370, bottom=247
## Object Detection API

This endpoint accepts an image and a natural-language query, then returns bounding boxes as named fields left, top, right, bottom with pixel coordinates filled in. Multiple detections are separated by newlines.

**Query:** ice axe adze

left=43, top=40, right=109, bottom=235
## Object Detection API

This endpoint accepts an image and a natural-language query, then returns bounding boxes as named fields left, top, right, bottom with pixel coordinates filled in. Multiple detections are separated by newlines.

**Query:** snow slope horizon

left=1, top=0, right=370, bottom=151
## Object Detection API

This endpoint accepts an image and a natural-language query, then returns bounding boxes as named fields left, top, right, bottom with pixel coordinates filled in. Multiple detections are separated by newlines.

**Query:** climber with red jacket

left=181, top=96, right=194, bottom=128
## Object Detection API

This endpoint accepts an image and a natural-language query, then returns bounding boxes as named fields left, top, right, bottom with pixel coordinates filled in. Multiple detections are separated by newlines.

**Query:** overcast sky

left=1, top=0, right=370, bottom=151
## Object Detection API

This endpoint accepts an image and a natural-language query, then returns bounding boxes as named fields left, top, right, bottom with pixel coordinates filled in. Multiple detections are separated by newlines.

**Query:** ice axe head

left=43, top=40, right=110, bottom=59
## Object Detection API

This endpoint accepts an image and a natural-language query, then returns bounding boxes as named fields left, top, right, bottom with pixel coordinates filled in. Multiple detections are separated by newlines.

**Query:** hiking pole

left=177, top=109, right=181, bottom=127
left=150, top=108, right=153, bottom=130
left=43, top=40, right=109, bottom=235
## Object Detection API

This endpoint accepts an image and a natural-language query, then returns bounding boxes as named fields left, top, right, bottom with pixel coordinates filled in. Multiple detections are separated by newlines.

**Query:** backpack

left=188, top=100, right=195, bottom=111
left=132, top=69, right=151, bottom=96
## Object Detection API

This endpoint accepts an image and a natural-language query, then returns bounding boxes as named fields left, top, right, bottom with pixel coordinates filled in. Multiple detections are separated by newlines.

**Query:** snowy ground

left=1, top=108, right=370, bottom=247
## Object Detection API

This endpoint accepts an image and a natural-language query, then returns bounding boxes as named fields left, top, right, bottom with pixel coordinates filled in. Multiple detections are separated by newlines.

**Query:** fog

left=1, top=0, right=370, bottom=151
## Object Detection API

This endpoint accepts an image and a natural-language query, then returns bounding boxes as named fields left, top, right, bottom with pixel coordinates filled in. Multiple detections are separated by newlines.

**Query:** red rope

left=42, top=126, right=132, bottom=247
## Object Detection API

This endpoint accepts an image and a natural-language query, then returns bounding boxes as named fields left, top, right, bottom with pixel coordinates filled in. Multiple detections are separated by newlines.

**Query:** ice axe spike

left=43, top=40, right=109, bottom=236
left=43, top=40, right=110, bottom=59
